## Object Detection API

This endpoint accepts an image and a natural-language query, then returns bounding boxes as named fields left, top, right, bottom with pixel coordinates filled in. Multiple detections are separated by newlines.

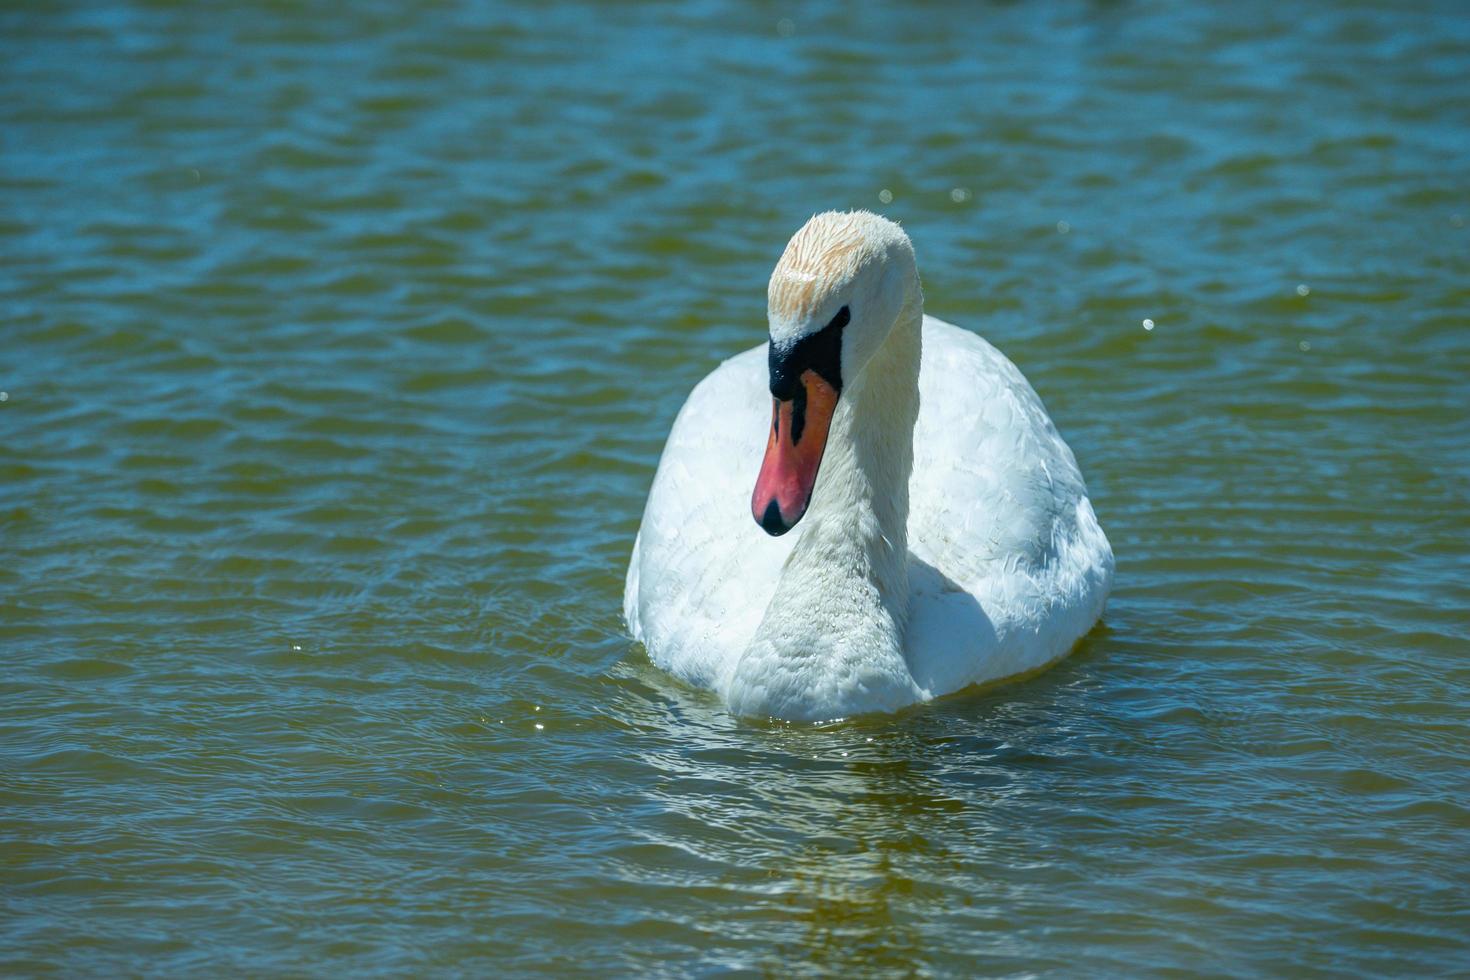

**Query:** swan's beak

left=751, top=368, right=838, bottom=536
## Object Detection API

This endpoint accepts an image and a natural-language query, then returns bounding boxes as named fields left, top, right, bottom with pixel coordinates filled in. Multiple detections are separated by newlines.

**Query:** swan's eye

left=768, top=305, right=849, bottom=400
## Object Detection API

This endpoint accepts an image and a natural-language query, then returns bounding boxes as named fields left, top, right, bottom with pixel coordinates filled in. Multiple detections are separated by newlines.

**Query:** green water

left=3, top=1, right=1468, bottom=974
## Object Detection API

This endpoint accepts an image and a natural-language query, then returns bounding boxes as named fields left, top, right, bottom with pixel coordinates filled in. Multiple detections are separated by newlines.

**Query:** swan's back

left=904, top=317, right=1113, bottom=694
left=625, top=316, right=1112, bottom=700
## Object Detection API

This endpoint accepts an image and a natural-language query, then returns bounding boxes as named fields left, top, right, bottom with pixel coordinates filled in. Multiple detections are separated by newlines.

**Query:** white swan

left=625, top=211, right=1113, bottom=721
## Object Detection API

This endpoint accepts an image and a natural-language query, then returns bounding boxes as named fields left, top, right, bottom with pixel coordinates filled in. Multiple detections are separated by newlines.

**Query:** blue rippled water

left=3, top=0, right=1468, bottom=974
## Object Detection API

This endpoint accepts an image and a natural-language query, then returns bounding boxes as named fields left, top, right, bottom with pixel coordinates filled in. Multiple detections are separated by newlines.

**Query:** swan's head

left=751, top=210, right=918, bottom=536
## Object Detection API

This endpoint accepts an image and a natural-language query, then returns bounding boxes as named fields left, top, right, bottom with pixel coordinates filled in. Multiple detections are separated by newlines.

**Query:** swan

left=624, top=211, right=1113, bottom=721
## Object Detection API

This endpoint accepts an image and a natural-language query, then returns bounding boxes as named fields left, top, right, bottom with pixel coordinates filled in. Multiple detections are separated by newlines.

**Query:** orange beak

left=751, top=369, right=838, bottom=535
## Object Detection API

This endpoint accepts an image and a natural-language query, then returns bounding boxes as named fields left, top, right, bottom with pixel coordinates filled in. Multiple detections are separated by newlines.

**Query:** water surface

left=3, top=0, right=1468, bottom=974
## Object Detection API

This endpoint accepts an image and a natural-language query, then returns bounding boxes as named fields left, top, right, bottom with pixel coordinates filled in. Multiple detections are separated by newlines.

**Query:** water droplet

left=949, top=187, right=970, bottom=203
left=1298, top=340, right=1311, bottom=352
left=878, top=188, right=893, bottom=205
left=189, top=168, right=200, bottom=181
left=534, top=723, right=544, bottom=731
left=291, top=644, right=302, bottom=652
left=0, top=392, right=8, bottom=402
left=1056, top=220, right=1070, bottom=234
left=533, top=705, right=541, bottom=712
left=1296, top=283, right=1311, bottom=297
left=776, top=17, right=795, bottom=37
left=1142, top=318, right=1155, bottom=331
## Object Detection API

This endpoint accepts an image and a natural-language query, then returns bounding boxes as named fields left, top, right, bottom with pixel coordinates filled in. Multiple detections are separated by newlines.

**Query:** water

left=3, top=0, right=1468, bottom=973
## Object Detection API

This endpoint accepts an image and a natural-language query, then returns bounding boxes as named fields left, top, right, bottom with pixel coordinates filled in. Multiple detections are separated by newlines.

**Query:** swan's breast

left=626, top=345, right=795, bottom=685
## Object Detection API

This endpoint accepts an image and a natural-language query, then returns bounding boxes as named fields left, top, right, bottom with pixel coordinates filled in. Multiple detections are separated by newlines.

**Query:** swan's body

left=625, top=212, right=1112, bottom=720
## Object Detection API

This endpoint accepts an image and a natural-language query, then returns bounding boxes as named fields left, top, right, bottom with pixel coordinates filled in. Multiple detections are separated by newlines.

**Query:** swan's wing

left=905, top=316, right=1113, bottom=694
left=624, top=344, right=797, bottom=686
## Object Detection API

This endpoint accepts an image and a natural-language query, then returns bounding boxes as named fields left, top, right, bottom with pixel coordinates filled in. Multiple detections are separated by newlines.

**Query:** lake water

left=3, top=1, right=1468, bottom=974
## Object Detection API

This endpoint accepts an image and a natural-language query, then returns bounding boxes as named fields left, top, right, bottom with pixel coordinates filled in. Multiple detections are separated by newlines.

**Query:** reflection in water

left=614, top=655, right=1094, bottom=970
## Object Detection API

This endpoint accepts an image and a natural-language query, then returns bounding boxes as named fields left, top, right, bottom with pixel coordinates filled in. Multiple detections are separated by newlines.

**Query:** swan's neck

left=792, top=304, right=921, bottom=623
left=726, top=298, right=924, bottom=719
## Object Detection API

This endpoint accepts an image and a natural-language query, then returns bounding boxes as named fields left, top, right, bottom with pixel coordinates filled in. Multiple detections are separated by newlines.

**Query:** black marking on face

left=789, top=377, right=807, bottom=445
left=769, top=305, right=848, bottom=403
